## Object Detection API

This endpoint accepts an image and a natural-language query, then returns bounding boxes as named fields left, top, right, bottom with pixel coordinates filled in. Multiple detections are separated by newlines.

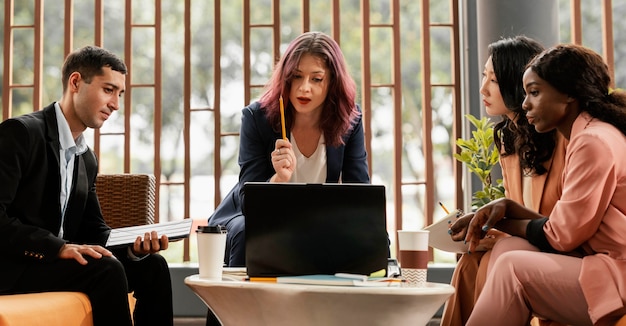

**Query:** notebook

left=105, top=219, right=193, bottom=248
left=243, top=182, right=389, bottom=277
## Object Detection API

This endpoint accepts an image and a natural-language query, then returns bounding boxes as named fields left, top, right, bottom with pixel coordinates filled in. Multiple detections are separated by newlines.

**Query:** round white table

left=185, top=273, right=454, bottom=326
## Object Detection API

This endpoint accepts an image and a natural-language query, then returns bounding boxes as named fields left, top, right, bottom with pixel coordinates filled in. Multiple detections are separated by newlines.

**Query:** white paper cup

left=197, top=225, right=227, bottom=280
left=397, top=230, right=429, bottom=286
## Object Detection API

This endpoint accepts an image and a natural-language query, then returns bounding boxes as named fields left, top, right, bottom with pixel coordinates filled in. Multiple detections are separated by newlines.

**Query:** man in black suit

left=0, top=45, right=173, bottom=326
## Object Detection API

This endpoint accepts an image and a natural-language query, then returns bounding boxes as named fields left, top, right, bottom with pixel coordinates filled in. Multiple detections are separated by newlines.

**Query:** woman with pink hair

left=207, top=31, right=370, bottom=267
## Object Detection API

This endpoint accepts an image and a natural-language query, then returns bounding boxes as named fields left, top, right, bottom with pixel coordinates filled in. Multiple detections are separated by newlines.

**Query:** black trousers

left=122, top=253, right=174, bottom=326
left=206, top=308, right=221, bottom=326
left=8, top=253, right=173, bottom=326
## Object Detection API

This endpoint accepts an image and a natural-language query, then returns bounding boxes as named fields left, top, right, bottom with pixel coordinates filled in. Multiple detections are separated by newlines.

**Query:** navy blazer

left=208, top=101, right=370, bottom=227
left=0, top=104, right=111, bottom=292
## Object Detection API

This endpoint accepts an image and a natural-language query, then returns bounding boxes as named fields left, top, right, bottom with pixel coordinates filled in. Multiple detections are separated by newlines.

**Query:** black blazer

left=208, top=101, right=370, bottom=227
left=0, top=103, right=111, bottom=292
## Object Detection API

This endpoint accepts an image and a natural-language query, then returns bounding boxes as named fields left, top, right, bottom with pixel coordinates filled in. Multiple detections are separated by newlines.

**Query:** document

left=106, top=219, right=193, bottom=248
left=423, top=210, right=487, bottom=253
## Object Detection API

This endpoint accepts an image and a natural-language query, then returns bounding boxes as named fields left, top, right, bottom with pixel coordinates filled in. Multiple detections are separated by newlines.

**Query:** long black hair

left=490, top=36, right=555, bottom=175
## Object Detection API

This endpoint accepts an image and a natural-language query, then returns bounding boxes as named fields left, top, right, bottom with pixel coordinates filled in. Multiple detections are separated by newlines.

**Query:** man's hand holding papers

left=106, top=219, right=193, bottom=249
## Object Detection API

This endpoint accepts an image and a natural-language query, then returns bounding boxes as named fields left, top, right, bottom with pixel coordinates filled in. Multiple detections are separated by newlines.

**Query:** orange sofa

left=0, top=292, right=137, bottom=326
left=0, top=292, right=93, bottom=326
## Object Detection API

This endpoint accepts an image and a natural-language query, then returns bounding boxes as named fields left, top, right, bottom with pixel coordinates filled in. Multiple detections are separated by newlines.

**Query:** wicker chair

left=0, top=173, right=156, bottom=326
left=96, top=173, right=156, bottom=228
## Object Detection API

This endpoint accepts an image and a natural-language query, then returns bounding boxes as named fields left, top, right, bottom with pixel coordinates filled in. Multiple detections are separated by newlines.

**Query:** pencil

left=279, top=95, right=287, bottom=140
left=248, top=277, right=277, bottom=282
left=438, top=201, right=450, bottom=214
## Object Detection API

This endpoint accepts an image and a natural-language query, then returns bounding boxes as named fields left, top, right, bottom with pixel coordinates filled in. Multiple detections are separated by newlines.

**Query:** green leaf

left=455, top=114, right=504, bottom=208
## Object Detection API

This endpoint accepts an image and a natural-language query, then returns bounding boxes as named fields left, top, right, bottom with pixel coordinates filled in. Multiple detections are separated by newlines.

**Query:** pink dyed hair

left=259, top=31, right=359, bottom=147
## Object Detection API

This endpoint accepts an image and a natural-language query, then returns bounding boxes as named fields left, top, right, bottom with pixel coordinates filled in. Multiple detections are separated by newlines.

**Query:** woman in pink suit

left=442, top=36, right=567, bottom=326
left=453, top=44, right=626, bottom=325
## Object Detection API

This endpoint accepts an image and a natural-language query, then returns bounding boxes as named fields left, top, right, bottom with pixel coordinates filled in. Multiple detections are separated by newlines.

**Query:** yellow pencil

left=248, top=277, right=277, bottom=282
left=279, top=95, right=287, bottom=140
left=438, top=201, right=450, bottom=214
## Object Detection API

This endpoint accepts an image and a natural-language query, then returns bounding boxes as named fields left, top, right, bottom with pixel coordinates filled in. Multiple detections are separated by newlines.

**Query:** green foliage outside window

left=454, top=114, right=505, bottom=209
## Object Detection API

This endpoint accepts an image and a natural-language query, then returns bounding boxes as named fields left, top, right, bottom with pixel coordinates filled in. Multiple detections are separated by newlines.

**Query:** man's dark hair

left=61, top=45, right=127, bottom=92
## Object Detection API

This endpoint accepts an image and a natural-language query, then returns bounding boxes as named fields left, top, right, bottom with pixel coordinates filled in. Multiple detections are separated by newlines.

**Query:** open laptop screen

left=243, top=182, right=389, bottom=277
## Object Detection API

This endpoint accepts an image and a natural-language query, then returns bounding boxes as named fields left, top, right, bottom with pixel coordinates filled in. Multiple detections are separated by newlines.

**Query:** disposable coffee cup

left=397, top=230, right=429, bottom=286
left=196, top=225, right=228, bottom=280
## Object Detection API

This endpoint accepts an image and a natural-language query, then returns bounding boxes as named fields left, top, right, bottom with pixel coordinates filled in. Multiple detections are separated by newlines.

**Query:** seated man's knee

left=143, top=253, right=168, bottom=269
left=98, top=256, right=125, bottom=273
left=88, top=256, right=128, bottom=287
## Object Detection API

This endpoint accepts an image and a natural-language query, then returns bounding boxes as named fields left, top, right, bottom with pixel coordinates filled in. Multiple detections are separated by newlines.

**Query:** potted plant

left=454, top=114, right=505, bottom=209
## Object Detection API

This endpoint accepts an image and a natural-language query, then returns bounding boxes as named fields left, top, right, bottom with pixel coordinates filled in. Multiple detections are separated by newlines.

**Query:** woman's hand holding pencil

left=271, top=96, right=296, bottom=182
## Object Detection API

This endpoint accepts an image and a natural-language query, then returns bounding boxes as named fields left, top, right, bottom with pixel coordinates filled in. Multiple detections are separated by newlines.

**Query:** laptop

left=243, top=182, right=389, bottom=277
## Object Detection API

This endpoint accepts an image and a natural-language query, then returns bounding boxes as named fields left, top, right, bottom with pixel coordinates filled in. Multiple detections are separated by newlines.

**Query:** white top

left=290, top=133, right=327, bottom=183
left=522, top=174, right=533, bottom=209
left=55, top=102, right=88, bottom=238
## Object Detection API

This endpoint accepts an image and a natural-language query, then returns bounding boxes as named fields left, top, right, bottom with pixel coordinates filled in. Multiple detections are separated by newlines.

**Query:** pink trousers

left=466, top=237, right=596, bottom=326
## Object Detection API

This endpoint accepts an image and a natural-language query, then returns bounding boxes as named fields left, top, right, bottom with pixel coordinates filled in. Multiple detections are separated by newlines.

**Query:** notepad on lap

left=243, top=182, right=389, bottom=278
left=423, top=210, right=488, bottom=253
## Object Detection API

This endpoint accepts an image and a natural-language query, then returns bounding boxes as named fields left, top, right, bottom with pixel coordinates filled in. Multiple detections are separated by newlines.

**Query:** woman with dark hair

left=207, top=31, right=369, bottom=267
left=442, top=36, right=567, bottom=326
left=453, top=44, right=626, bottom=325
left=491, top=36, right=560, bottom=177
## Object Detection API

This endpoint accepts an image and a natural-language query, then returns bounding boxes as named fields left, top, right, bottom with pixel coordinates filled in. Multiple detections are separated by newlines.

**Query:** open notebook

left=243, top=182, right=389, bottom=277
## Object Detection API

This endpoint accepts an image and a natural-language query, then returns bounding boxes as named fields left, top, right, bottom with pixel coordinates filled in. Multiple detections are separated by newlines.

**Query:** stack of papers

left=223, top=267, right=248, bottom=281
left=106, top=219, right=193, bottom=248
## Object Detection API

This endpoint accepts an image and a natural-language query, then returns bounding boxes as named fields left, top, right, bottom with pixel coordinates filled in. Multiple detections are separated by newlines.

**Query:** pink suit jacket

left=441, top=129, right=568, bottom=326
left=544, top=112, right=626, bottom=323
left=499, top=132, right=567, bottom=216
